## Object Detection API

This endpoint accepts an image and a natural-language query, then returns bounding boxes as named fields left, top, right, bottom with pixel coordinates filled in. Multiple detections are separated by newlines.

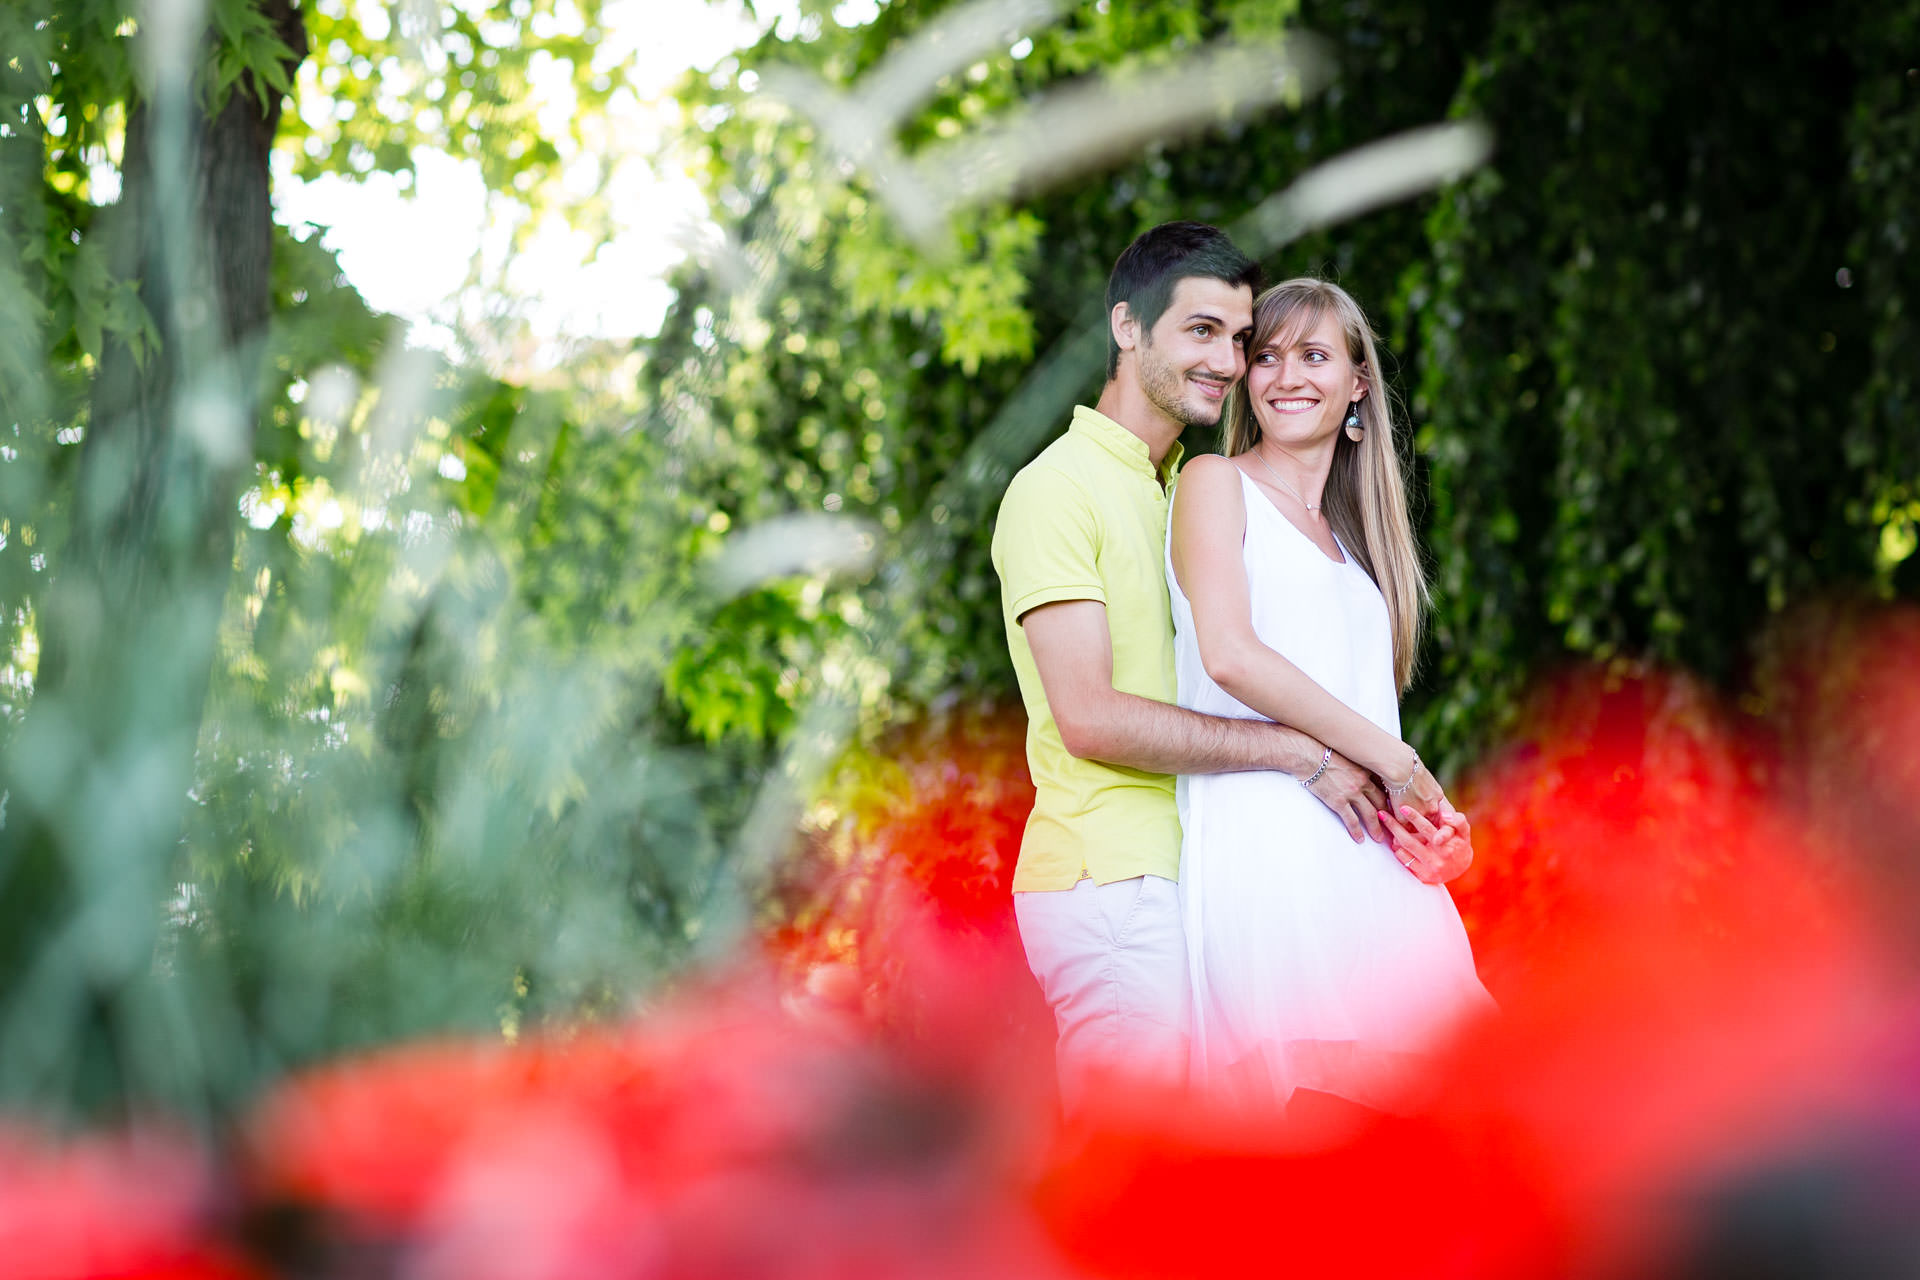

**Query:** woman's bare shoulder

left=1176, top=452, right=1247, bottom=489
left=1172, top=454, right=1248, bottom=537
left=1175, top=453, right=1247, bottom=503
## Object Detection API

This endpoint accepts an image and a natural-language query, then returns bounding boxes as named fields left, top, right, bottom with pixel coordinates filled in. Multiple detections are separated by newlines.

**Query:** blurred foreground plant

left=0, top=0, right=783, bottom=1119
left=8, top=607, right=1920, bottom=1277
left=5, top=0, right=1912, bottom=1167
left=0, top=0, right=1490, bottom=1125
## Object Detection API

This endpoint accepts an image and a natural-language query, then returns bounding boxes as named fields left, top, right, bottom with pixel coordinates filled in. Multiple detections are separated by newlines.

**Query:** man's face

left=1135, top=276, right=1255, bottom=430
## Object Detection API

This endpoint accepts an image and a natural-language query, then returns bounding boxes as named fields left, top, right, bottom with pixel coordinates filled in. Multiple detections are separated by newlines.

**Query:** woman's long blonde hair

left=1221, top=278, right=1429, bottom=691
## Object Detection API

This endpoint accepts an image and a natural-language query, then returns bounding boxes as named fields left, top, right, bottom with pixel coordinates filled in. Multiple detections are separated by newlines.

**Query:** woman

left=1167, top=277, right=1494, bottom=1114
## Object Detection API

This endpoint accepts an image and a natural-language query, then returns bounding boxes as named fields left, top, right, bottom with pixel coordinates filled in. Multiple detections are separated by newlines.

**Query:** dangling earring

left=1344, top=404, right=1365, bottom=443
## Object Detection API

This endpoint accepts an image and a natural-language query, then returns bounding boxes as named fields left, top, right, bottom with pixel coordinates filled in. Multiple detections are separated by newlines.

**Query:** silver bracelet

left=1300, top=746, right=1331, bottom=788
left=1384, top=749, right=1422, bottom=798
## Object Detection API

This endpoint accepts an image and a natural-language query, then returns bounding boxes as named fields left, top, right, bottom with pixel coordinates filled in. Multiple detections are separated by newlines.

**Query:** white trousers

left=1013, top=874, right=1190, bottom=1116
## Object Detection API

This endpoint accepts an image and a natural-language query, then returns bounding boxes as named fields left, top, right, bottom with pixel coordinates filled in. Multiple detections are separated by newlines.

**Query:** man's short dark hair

left=1105, top=221, right=1263, bottom=379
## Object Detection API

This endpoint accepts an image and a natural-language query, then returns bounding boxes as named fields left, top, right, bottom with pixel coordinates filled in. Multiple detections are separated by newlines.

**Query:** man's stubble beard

left=1138, top=337, right=1225, bottom=431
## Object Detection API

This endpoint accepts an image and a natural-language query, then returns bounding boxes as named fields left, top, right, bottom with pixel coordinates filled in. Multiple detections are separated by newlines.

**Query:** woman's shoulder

left=1171, top=454, right=1249, bottom=542
left=1176, top=452, right=1246, bottom=486
left=1174, top=453, right=1247, bottom=502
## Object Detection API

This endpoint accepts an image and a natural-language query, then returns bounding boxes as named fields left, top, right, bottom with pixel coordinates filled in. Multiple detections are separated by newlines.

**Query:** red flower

left=244, top=977, right=1062, bottom=1279
left=1038, top=658, right=1900, bottom=1279
left=0, top=1126, right=256, bottom=1280
left=30, top=608, right=1920, bottom=1279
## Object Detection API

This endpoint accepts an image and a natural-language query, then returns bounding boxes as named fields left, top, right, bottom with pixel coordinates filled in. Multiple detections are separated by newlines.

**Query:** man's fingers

left=1309, top=776, right=1372, bottom=843
left=1358, top=799, right=1387, bottom=843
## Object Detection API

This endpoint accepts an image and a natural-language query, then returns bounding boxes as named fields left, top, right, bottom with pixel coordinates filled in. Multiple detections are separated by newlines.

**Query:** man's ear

left=1111, top=301, right=1140, bottom=356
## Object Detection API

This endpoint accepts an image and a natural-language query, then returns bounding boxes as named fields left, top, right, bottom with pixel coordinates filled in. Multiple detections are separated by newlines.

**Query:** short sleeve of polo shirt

left=994, top=464, right=1104, bottom=622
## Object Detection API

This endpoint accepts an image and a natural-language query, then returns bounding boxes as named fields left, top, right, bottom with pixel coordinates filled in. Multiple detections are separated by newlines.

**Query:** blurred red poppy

left=0, top=1126, right=257, bottom=1280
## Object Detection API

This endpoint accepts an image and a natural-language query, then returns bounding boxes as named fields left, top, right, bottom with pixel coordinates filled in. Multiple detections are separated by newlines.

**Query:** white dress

left=1170, top=468, right=1494, bottom=1112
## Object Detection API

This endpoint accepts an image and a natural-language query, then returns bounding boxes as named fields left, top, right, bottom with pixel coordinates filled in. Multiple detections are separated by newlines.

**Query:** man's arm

left=1023, top=598, right=1388, bottom=842
left=1024, top=597, right=1314, bottom=775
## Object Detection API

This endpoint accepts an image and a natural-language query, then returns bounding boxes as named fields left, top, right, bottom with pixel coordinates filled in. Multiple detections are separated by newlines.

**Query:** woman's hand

left=1379, top=803, right=1473, bottom=885
left=1305, top=750, right=1391, bottom=844
left=1381, top=757, right=1449, bottom=821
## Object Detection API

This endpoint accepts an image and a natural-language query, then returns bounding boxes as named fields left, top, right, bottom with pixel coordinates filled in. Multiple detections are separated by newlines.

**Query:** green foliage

left=668, top=584, right=842, bottom=743
left=0, top=0, right=768, bottom=1115
left=2, top=0, right=1916, bottom=1121
left=208, top=0, right=300, bottom=109
left=164, top=221, right=761, bottom=1086
left=1846, top=13, right=1920, bottom=592
left=282, top=0, right=623, bottom=240
left=648, top=0, right=1498, bottom=741
left=656, top=0, right=1920, bottom=776
left=1406, top=0, right=1920, bottom=763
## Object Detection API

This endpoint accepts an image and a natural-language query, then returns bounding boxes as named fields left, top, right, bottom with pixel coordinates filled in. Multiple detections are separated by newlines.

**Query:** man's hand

left=1379, top=803, right=1474, bottom=885
left=1303, top=750, right=1389, bottom=843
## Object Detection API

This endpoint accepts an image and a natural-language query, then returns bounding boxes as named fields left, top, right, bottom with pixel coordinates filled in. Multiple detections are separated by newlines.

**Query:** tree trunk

left=0, top=0, right=304, bottom=1117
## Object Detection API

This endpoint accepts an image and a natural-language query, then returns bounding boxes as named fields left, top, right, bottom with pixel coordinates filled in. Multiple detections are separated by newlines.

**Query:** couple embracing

left=991, top=221, right=1494, bottom=1119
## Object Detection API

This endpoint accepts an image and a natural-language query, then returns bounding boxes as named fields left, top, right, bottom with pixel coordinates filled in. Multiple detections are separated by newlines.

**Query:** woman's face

left=1245, top=312, right=1365, bottom=447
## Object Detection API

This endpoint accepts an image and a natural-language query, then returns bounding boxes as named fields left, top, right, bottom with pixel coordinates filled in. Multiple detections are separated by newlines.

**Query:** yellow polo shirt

left=991, top=406, right=1185, bottom=892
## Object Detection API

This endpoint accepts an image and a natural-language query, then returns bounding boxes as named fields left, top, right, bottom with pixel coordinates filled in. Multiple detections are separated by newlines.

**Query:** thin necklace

left=1250, top=448, right=1321, bottom=513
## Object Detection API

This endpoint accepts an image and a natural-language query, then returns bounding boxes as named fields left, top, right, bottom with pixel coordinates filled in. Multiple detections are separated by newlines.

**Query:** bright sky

left=271, top=0, right=806, bottom=361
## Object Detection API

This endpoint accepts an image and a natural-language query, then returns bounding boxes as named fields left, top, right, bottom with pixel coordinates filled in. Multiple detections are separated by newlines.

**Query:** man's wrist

left=1267, top=725, right=1326, bottom=778
left=1299, top=746, right=1332, bottom=788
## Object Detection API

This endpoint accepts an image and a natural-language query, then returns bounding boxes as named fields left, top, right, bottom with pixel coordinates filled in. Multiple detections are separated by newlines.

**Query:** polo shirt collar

left=1071, top=405, right=1185, bottom=485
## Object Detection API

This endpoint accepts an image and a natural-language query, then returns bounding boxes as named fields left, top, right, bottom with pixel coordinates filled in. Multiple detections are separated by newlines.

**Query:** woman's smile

left=1247, top=312, right=1362, bottom=438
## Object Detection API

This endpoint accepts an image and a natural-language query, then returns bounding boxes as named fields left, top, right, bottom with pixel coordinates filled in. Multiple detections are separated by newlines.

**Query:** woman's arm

left=1025, top=597, right=1391, bottom=844
left=1169, top=454, right=1423, bottom=787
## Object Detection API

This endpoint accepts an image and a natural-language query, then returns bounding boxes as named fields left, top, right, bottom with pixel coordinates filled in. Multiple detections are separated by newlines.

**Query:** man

left=990, top=222, right=1388, bottom=1114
